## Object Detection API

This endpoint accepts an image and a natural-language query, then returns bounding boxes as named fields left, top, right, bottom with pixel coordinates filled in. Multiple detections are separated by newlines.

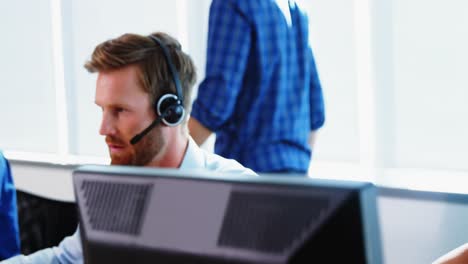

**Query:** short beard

left=131, top=126, right=165, bottom=166
left=109, top=126, right=165, bottom=166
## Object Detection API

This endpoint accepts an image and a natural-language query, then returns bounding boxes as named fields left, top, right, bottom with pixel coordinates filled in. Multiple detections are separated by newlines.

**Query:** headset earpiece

left=156, top=93, right=185, bottom=126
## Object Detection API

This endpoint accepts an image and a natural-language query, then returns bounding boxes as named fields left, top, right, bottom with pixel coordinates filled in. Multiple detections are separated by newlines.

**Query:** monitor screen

left=73, top=165, right=382, bottom=264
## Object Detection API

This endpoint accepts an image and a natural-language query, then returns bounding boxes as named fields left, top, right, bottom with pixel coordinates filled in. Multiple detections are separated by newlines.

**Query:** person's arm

left=1, top=228, right=83, bottom=264
left=1, top=249, right=57, bottom=264
left=188, top=117, right=213, bottom=146
left=190, top=0, right=251, bottom=134
left=433, top=243, right=468, bottom=264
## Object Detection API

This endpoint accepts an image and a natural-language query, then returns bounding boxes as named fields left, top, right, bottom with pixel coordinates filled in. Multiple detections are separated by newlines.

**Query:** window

left=0, top=1, right=58, bottom=154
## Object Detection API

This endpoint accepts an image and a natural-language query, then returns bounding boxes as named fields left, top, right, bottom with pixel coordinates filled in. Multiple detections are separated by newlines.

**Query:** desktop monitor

left=73, top=165, right=382, bottom=264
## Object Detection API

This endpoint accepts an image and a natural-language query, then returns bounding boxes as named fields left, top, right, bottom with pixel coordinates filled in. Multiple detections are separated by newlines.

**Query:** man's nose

left=99, top=112, right=116, bottom=136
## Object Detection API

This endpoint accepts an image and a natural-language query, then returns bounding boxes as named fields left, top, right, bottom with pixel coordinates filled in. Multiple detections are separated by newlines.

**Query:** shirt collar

left=179, top=137, right=205, bottom=170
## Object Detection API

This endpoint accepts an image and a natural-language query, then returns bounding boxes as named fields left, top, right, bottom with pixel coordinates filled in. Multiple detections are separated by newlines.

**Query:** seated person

left=1, top=31, right=254, bottom=264
left=433, top=243, right=468, bottom=264
left=0, top=152, right=20, bottom=260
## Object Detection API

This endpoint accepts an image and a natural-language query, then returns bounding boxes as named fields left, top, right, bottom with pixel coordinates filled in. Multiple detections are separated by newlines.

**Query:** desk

left=10, top=160, right=75, bottom=202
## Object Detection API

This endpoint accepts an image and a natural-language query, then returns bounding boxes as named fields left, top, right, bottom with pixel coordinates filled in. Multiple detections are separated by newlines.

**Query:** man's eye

left=115, top=108, right=125, bottom=113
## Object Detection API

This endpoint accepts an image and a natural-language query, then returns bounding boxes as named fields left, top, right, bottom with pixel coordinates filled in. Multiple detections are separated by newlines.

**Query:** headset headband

left=148, top=35, right=184, bottom=103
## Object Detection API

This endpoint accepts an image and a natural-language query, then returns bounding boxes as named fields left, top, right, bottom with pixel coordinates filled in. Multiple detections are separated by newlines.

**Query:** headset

left=130, top=35, right=185, bottom=145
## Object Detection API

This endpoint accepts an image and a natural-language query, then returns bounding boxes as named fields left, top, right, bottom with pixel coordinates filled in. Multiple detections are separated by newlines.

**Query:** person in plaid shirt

left=189, top=0, right=325, bottom=174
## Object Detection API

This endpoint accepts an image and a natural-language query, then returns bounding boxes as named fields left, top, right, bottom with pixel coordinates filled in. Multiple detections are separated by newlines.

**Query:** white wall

left=306, top=0, right=360, bottom=162
left=0, top=1, right=58, bottom=153
left=391, top=0, right=468, bottom=170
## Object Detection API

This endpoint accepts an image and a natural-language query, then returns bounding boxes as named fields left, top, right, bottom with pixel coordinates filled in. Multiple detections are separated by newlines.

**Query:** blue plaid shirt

left=191, top=0, right=325, bottom=173
left=0, top=152, right=20, bottom=260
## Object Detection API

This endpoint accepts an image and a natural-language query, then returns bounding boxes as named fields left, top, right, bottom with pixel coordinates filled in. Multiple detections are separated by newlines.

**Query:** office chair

left=15, top=190, right=78, bottom=254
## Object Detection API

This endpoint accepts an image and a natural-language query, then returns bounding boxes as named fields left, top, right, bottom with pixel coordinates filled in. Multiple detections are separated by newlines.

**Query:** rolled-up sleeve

left=191, top=0, right=251, bottom=131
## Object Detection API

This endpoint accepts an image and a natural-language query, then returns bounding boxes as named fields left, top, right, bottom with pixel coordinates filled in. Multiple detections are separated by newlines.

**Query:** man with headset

left=2, top=32, right=254, bottom=264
